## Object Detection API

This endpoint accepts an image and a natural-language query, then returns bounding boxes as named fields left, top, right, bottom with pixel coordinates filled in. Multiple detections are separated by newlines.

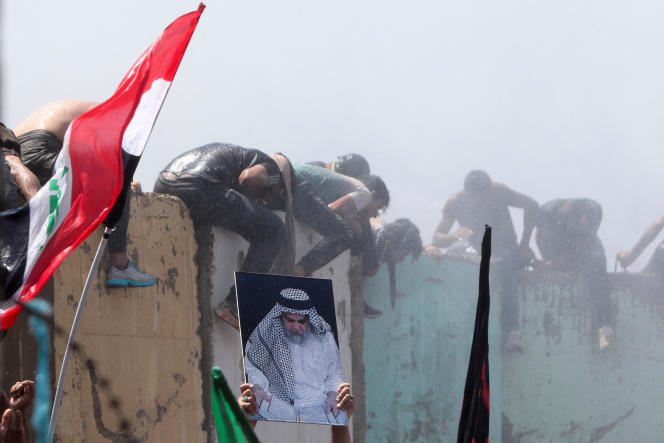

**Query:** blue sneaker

left=106, top=261, right=155, bottom=287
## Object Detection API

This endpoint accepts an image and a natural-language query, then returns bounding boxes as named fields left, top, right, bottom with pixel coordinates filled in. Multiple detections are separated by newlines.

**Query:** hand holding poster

left=235, top=272, right=349, bottom=426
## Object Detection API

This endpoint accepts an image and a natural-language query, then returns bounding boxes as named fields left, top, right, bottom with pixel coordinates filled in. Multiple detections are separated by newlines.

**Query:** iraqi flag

left=457, top=225, right=491, bottom=443
left=0, top=3, right=205, bottom=334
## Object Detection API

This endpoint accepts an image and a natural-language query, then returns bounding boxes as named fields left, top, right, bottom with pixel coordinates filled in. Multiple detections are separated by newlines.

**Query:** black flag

left=457, top=225, right=491, bottom=443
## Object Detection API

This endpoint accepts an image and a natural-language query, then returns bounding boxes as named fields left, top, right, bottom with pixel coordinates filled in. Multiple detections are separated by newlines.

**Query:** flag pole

left=48, top=226, right=112, bottom=442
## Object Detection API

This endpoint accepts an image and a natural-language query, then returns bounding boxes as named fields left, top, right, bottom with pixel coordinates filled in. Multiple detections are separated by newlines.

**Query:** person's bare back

left=14, top=100, right=97, bottom=141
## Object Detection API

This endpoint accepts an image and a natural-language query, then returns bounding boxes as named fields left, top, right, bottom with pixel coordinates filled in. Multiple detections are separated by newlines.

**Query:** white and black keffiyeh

left=246, top=288, right=332, bottom=404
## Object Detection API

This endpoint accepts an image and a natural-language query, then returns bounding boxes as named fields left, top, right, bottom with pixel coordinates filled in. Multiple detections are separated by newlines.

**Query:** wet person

left=535, top=199, right=605, bottom=270
left=243, top=288, right=345, bottom=424
left=294, top=165, right=390, bottom=318
left=154, top=143, right=354, bottom=328
left=617, top=214, right=664, bottom=276
left=294, top=165, right=389, bottom=253
left=1, top=124, right=22, bottom=211
left=307, top=153, right=371, bottom=180
left=297, top=160, right=390, bottom=318
left=432, top=170, right=538, bottom=351
left=293, top=163, right=372, bottom=218
left=368, top=218, right=423, bottom=273
left=365, top=218, right=423, bottom=310
left=9, top=101, right=154, bottom=287
left=13, top=100, right=98, bottom=197
left=534, top=198, right=614, bottom=349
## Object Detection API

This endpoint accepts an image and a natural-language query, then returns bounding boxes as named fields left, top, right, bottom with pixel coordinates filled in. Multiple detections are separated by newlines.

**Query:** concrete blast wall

left=363, top=255, right=664, bottom=443
left=363, top=256, right=503, bottom=443
left=206, top=221, right=353, bottom=443
left=50, top=192, right=354, bottom=442
left=53, top=193, right=205, bottom=442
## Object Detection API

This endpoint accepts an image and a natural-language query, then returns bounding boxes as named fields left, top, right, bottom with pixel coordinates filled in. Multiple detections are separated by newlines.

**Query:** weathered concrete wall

left=502, top=272, right=664, bottom=442
left=208, top=219, right=354, bottom=443
left=364, top=255, right=664, bottom=442
left=53, top=193, right=205, bottom=442
left=51, top=193, right=354, bottom=442
left=363, top=255, right=503, bottom=443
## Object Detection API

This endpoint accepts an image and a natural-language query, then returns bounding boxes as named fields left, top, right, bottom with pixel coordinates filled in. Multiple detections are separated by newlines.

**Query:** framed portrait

left=235, top=271, right=348, bottom=426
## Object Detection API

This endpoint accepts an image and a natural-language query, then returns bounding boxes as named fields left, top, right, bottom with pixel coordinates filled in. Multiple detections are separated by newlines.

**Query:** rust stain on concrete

left=165, top=267, right=179, bottom=293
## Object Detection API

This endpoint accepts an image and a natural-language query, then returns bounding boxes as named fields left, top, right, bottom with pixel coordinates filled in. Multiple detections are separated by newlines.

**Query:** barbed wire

left=17, top=299, right=132, bottom=437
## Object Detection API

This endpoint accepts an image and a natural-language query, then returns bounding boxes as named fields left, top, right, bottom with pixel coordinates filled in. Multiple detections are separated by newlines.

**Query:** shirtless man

left=8, top=101, right=97, bottom=200
left=432, top=170, right=538, bottom=259
left=432, top=170, right=538, bottom=351
left=6, top=100, right=154, bottom=287
left=307, top=153, right=371, bottom=180
left=14, top=100, right=97, bottom=141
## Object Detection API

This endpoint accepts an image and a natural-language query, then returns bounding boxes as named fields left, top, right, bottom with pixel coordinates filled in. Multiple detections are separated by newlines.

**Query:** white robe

left=245, top=330, right=343, bottom=420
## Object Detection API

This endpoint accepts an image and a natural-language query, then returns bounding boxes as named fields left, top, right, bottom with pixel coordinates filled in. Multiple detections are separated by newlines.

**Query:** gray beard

left=284, top=328, right=309, bottom=345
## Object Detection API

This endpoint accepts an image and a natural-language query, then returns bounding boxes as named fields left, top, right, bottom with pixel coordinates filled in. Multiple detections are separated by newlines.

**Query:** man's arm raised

left=432, top=197, right=471, bottom=248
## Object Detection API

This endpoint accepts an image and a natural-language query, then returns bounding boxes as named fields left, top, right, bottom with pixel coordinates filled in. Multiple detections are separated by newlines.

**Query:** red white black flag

left=457, top=225, right=491, bottom=443
left=0, top=3, right=205, bottom=333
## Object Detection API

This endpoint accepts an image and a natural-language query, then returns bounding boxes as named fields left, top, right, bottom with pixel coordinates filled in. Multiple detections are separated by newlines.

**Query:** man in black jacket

left=154, top=143, right=354, bottom=328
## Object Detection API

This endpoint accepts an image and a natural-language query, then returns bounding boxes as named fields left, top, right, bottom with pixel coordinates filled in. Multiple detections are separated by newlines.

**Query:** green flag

left=211, top=367, right=261, bottom=443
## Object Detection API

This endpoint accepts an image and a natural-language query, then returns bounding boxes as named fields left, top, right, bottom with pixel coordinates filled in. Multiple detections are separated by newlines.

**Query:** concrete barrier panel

left=364, top=254, right=664, bottom=442
left=52, top=193, right=354, bottom=442
left=53, top=193, right=205, bottom=442
left=208, top=218, right=353, bottom=443
left=363, top=255, right=503, bottom=443
left=502, top=272, right=664, bottom=442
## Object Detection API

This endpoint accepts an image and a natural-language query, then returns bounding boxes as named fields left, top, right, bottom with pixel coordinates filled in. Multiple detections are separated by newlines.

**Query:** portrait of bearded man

left=242, top=287, right=346, bottom=425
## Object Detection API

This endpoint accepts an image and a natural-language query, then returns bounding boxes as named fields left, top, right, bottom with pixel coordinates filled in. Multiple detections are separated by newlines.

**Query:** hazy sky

left=3, top=0, right=664, bottom=270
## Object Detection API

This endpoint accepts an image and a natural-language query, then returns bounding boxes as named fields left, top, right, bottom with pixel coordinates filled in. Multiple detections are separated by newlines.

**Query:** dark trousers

left=537, top=232, right=612, bottom=327
left=291, top=181, right=354, bottom=275
left=579, top=237, right=612, bottom=328
left=107, top=191, right=131, bottom=255
left=154, top=174, right=353, bottom=276
left=154, top=174, right=286, bottom=273
left=496, top=247, right=523, bottom=333
left=1, top=155, right=21, bottom=211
